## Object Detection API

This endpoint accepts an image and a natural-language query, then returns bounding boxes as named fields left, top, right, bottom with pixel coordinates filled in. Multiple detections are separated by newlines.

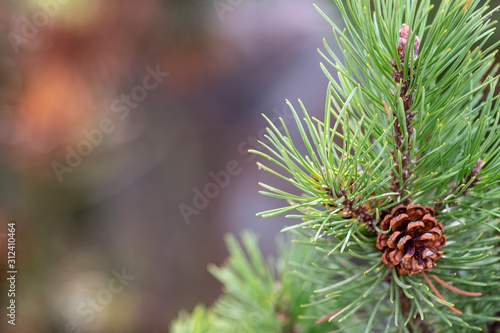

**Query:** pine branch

left=251, top=0, right=500, bottom=331
left=315, top=169, right=377, bottom=231
left=170, top=232, right=335, bottom=333
left=173, top=1, right=500, bottom=332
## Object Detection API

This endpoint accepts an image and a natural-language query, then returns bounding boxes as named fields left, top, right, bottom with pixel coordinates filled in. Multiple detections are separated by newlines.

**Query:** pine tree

left=171, top=1, right=500, bottom=332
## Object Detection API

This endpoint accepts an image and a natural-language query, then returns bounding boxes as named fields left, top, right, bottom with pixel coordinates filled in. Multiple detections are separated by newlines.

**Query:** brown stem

left=314, top=176, right=377, bottom=231
left=333, top=185, right=377, bottom=231
left=388, top=57, right=416, bottom=206
left=400, top=288, right=432, bottom=333
left=487, top=311, right=500, bottom=332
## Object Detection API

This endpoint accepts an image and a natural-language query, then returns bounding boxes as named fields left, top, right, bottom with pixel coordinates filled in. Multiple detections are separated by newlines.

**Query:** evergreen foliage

left=170, top=232, right=332, bottom=332
left=172, top=1, right=500, bottom=332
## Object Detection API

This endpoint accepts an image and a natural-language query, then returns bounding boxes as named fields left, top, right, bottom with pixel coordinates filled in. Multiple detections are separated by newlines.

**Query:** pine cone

left=376, top=205, right=446, bottom=274
left=397, top=24, right=420, bottom=62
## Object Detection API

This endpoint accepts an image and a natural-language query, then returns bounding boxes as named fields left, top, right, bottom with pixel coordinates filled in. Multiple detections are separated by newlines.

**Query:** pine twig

left=400, top=288, right=432, bottom=333
left=435, top=159, right=483, bottom=211
left=388, top=24, right=420, bottom=206
left=321, top=183, right=377, bottom=231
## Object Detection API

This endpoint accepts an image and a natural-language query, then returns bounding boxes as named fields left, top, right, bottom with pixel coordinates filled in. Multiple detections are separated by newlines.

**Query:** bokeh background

left=0, top=0, right=497, bottom=332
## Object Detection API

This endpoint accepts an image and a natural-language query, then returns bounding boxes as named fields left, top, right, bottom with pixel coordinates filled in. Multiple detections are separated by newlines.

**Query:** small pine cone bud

left=466, top=158, right=483, bottom=189
left=376, top=204, right=446, bottom=274
left=399, top=24, right=410, bottom=39
left=397, top=24, right=420, bottom=61
left=472, top=159, right=483, bottom=177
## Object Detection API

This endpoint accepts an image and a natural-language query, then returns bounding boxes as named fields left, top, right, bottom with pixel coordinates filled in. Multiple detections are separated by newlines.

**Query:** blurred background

left=0, top=0, right=497, bottom=332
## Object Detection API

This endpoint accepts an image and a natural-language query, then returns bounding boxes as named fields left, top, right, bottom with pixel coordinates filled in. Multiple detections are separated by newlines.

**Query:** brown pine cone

left=376, top=205, right=446, bottom=274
